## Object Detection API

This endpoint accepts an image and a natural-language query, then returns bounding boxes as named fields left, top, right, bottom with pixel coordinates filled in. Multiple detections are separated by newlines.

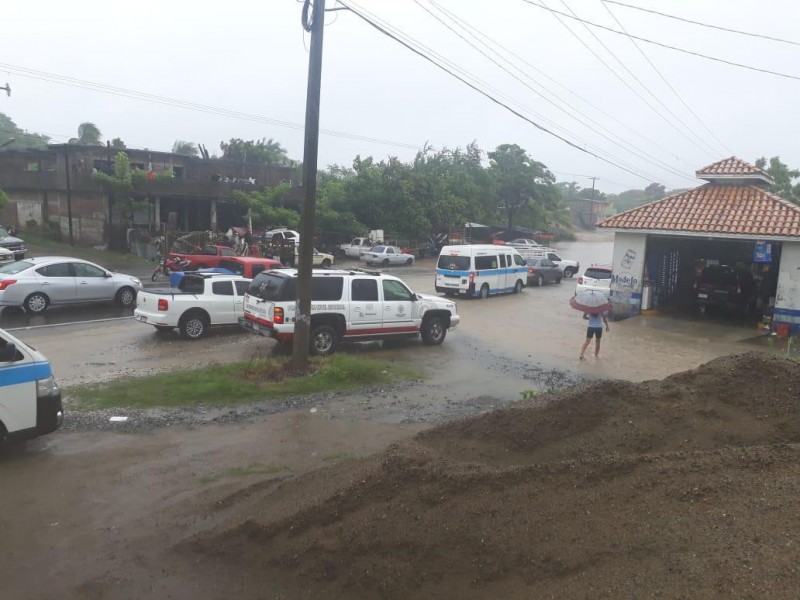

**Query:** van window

left=499, top=255, right=507, bottom=268
left=248, top=272, right=288, bottom=300
left=311, top=277, right=344, bottom=301
left=513, top=254, right=526, bottom=266
left=475, top=256, right=497, bottom=270
left=352, top=278, right=379, bottom=301
left=437, top=255, right=470, bottom=271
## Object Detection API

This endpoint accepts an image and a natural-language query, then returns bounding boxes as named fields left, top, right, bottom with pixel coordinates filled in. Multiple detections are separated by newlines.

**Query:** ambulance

left=0, top=328, right=63, bottom=443
left=435, top=244, right=528, bottom=298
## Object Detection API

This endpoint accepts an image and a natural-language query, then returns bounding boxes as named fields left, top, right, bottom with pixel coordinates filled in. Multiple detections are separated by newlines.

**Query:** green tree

left=219, top=137, right=293, bottom=166
left=70, top=122, right=102, bottom=145
left=488, top=144, right=557, bottom=230
left=644, top=182, right=666, bottom=201
left=755, top=156, right=800, bottom=204
left=110, top=137, right=126, bottom=149
left=172, top=140, right=198, bottom=156
left=92, top=151, right=147, bottom=225
left=0, top=113, right=50, bottom=150
left=233, top=183, right=300, bottom=229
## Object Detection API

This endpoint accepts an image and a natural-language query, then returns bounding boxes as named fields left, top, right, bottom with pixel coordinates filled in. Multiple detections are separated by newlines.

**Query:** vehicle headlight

left=36, top=375, right=60, bottom=397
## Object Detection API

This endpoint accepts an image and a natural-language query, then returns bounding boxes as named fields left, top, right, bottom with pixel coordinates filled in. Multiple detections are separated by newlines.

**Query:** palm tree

left=73, top=122, right=102, bottom=145
left=172, top=140, right=199, bottom=156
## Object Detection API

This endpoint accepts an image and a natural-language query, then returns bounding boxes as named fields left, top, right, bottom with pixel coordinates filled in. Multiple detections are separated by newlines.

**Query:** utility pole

left=64, top=147, right=74, bottom=246
left=293, top=0, right=326, bottom=371
left=1, top=83, right=10, bottom=97
left=588, top=176, right=599, bottom=227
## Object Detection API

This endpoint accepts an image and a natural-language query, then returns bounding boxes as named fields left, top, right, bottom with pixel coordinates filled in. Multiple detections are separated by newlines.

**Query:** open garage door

left=645, top=235, right=781, bottom=322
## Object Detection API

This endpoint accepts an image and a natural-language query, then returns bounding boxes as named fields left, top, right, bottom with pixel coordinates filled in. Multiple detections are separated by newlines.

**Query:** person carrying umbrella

left=569, top=289, right=611, bottom=360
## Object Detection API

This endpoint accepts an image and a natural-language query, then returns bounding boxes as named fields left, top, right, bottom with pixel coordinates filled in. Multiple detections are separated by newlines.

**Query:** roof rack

left=347, top=267, right=382, bottom=276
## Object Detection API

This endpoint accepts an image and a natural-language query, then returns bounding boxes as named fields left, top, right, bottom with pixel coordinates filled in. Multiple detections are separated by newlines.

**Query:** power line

left=604, top=0, right=800, bottom=48
left=519, top=0, right=800, bottom=82
left=0, top=62, right=423, bottom=151
left=600, top=0, right=733, bottom=156
left=552, top=0, right=720, bottom=157
left=427, top=0, right=697, bottom=173
left=338, top=0, right=668, bottom=185
left=417, top=0, right=696, bottom=183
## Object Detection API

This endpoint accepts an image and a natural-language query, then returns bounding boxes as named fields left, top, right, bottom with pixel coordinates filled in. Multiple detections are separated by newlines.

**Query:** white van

left=0, top=328, right=63, bottom=443
left=435, top=244, right=528, bottom=298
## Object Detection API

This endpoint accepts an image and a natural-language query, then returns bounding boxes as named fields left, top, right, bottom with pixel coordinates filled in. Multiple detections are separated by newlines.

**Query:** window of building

left=26, top=162, right=40, bottom=172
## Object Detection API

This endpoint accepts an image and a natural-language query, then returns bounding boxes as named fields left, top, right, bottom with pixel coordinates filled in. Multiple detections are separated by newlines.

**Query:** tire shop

left=598, top=157, right=800, bottom=334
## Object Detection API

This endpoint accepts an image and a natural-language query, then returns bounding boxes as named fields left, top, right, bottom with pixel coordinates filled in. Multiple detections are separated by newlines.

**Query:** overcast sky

left=2, top=0, right=799, bottom=194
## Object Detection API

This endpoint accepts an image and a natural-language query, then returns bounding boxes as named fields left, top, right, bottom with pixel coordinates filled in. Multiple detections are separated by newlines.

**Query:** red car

left=168, top=244, right=238, bottom=269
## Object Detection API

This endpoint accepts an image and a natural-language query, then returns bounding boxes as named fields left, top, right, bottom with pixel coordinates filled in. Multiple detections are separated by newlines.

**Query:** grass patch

left=320, top=451, right=363, bottom=463
left=66, top=353, right=420, bottom=410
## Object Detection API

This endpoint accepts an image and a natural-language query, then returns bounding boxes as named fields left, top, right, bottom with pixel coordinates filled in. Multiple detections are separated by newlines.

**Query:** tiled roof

left=598, top=184, right=800, bottom=237
left=696, top=156, right=770, bottom=179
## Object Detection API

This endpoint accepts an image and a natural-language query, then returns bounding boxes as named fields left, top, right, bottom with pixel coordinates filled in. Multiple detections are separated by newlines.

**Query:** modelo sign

left=612, top=273, right=639, bottom=290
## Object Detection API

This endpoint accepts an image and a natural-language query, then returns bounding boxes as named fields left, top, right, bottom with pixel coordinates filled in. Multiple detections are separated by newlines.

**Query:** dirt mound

left=186, top=353, right=800, bottom=599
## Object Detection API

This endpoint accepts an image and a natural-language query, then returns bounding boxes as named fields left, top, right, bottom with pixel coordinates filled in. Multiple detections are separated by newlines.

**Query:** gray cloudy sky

left=2, top=0, right=799, bottom=194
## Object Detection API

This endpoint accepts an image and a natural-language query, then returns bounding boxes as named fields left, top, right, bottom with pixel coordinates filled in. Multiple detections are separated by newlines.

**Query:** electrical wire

left=338, top=0, right=670, bottom=185
left=420, top=0, right=697, bottom=183
left=604, top=1, right=800, bottom=48
left=0, top=62, right=422, bottom=151
left=520, top=0, right=800, bottom=82
left=600, top=0, right=733, bottom=156
left=553, top=0, right=720, bottom=158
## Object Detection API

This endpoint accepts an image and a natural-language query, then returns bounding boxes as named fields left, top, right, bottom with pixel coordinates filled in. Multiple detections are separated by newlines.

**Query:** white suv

left=576, top=265, right=612, bottom=296
left=518, top=247, right=580, bottom=278
left=239, top=268, right=460, bottom=355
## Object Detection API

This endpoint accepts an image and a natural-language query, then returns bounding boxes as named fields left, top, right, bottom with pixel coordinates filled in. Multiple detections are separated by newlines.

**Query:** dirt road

left=2, top=233, right=793, bottom=598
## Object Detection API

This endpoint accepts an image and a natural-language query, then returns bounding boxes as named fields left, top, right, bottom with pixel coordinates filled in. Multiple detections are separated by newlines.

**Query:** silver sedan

left=361, top=245, right=415, bottom=267
left=0, top=257, right=143, bottom=313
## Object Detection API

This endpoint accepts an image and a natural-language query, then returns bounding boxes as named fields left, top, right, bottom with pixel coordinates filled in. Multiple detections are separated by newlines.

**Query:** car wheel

left=564, top=267, right=576, bottom=278
left=421, top=316, right=446, bottom=345
left=536, top=274, right=544, bottom=287
left=514, top=279, right=523, bottom=294
left=406, top=257, right=413, bottom=266
left=382, top=258, right=390, bottom=267
left=479, top=284, right=490, bottom=299
left=116, top=287, right=136, bottom=307
left=321, top=258, right=332, bottom=269
left=24, top=293, right=49, bottom=314
left=179, top=312, right=208, bottom=340
left=310, top=325, right=338, bottom=356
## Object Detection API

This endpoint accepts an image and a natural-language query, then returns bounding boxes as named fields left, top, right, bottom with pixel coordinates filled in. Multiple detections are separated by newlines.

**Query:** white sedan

left=361, top=245, right=415, bottom=267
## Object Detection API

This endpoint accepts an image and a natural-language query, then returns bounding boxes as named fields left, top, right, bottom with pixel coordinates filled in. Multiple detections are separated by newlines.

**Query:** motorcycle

left=151, top=255, right=192, bottom=281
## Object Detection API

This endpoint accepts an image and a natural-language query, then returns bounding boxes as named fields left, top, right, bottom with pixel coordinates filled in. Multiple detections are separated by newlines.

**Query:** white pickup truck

left=339, top=237, right=376, bottom=259
left=133, top=273, right=251, bottom=339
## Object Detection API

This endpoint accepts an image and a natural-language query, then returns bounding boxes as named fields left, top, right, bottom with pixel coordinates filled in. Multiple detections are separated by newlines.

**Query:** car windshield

left=584, top=268, right=611, bottom=279
left=0, top=260, right=33, bottom=275
left=437, top=255, right=471, bottom=271
left=699, top=266, right=738, bottom=286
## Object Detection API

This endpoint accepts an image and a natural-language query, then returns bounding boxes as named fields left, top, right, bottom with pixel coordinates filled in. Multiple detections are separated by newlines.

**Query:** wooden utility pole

left=293, top=0, right=326, bottom=371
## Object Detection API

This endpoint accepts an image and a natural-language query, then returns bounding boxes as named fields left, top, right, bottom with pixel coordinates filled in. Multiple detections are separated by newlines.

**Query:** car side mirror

left=0, top=342, right=18, bottom=362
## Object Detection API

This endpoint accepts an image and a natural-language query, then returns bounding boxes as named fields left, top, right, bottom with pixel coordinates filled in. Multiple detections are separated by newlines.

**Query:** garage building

left=598, top=157, right=800, bottom=333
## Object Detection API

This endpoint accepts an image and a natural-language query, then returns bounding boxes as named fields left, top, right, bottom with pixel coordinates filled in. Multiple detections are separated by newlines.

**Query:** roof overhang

left=603, top=228, right=800, bottom=242
left=696, top=172, right=774, bottom=185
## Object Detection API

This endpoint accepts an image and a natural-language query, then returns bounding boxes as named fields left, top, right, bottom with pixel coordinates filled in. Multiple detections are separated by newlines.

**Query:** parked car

left=168, top=256, right=284, bottom=287
left=0, top=257, right=143, bottom=313
left=507, top=238, right=541, bottom=249
left=168, top=244, right=238, bottom=269
left=694, top=264, right=757, bottom=315
left=0, top=225, right=27, bottom=260
left=239, top=268, right=460, bottom=355
left=339, top=237, right=375, bottom=259
left=525, top=257, right=562, bottom=286
left=135, top=273, right=251, bottom=339
left=312, top=248, right=334, bottom=268
left=576, top=265, right=612, bottom=297
left=0, top=247, right=14, bottom=265
left=362, top=245, right=415, bottom=267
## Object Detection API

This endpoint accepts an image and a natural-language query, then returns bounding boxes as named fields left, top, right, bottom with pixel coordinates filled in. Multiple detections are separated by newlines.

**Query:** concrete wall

left=609, top=232, right=647, bottom=318
left=774, top=241, right=800, bottom=333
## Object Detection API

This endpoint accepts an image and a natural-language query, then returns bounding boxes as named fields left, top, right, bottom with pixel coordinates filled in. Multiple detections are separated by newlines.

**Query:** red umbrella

left=569, top=289, right=611, bottom=314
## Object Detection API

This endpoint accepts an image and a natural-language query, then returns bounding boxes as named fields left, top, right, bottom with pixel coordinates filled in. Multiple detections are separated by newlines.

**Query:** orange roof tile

left=696, top=156, right=762, bottom=176
left=598, top=184, right=800, bottom=237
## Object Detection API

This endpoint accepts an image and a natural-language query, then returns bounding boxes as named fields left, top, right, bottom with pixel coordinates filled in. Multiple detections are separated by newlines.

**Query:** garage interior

left=644, top=235, right=780, bottom=324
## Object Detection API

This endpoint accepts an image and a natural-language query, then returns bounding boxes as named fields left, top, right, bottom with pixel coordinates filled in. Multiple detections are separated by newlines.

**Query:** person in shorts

left=580, top=311, right=609, bottom=360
